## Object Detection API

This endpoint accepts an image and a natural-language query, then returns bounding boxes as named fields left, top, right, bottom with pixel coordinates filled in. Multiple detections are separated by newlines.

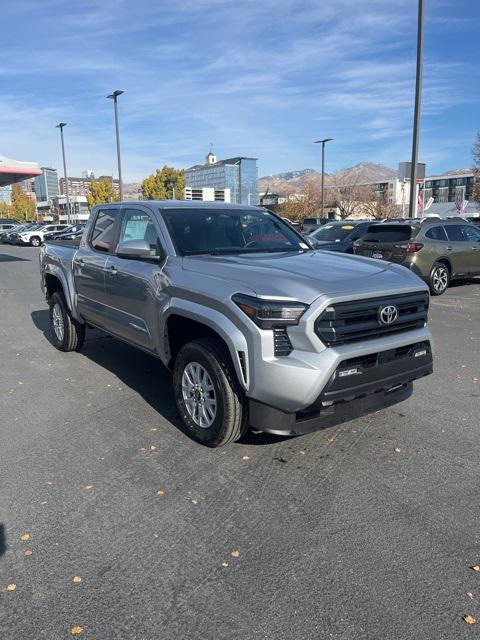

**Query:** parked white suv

left=17, top=224, right=69, bottom=247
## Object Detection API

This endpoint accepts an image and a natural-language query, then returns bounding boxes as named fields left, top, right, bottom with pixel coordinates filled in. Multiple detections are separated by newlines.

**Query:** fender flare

left=163, top=299, right=250, bottom=391
left=42, top=264, right=83, bottom=323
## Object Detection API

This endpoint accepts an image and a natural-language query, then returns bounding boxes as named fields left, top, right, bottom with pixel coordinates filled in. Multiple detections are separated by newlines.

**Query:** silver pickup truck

left=39, top=201, right=433, bottom=447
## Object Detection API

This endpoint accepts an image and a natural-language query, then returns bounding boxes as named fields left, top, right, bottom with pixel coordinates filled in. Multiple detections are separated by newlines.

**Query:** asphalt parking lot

left=1, top=243, right=479, bottom=640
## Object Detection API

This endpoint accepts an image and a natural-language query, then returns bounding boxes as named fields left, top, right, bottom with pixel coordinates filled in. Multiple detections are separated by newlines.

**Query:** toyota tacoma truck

left=39, top=201, right=433, bottom=447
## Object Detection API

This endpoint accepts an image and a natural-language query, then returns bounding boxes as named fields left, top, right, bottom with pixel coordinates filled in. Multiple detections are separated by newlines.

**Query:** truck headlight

left=232, top=293, right=308, bottom=329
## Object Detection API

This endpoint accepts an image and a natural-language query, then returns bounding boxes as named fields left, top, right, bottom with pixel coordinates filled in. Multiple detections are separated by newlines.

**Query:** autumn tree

left=277, top=197, right=304, bottom=222
left=141, top=166, right=185, bottom=200
left=327, top=174, right=365, bottom=219
left=358, top=186, right=399, bottom=220
left=86, top=179, right=119, bottom=209
left=11, top=184, right=36, bottom=222
left=472, top=132, right=480, bottom=203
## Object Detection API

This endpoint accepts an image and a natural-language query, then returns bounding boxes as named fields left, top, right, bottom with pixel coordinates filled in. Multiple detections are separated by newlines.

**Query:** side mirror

left=116, top=239, right=162, bottom=261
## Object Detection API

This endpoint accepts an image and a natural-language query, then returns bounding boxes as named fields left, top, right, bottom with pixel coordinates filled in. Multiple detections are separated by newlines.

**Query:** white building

left=184, top=186, right=231, bottom=203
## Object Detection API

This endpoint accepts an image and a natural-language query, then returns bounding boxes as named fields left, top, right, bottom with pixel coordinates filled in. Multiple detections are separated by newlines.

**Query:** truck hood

left=182, top=250, right=425, bottom=303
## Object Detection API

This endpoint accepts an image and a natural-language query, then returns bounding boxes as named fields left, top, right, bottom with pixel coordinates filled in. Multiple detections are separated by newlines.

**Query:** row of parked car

left=0, top=221, right=85, bottom=246
left=304, top=217, right=480, bottom=295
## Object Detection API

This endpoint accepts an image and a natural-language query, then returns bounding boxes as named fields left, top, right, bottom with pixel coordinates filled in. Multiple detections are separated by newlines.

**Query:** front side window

left=161, top=208, right=307, bottom=256
left=119, top=209, right=163, bottom=257
left=445, top=224, right=467, bottom=242
left=462, top=225, right=480, bottom=242
left=425, top=226, right=448, bottom=241
left=90, top=208, right=120, bottom=252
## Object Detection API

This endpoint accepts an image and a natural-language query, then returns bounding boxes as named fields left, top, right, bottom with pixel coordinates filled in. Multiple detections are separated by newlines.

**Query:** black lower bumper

left=249, top=340, right=433, bottom=436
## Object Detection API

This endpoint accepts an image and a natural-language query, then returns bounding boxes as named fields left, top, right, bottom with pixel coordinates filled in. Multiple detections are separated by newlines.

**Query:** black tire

left=48, top=291, right=85, bottom=352
left=173, top=338, right=249, bottom=447
left=30, top=236, right=41, bottom=247
left=429, top=261, right=449, bottom=296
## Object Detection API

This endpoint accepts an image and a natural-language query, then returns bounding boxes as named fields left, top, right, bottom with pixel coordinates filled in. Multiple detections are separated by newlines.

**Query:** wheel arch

left=42, top=265, right=82, bottom=321
left=163, top=302, right=249, bottom=391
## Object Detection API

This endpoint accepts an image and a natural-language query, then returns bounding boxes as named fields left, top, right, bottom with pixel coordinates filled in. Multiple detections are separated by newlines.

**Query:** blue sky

left=1, top=0, right=478, bottom=181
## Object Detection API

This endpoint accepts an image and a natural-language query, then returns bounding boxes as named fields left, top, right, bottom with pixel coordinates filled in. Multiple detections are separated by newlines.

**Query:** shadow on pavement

left=0, top=253, right=29, bottom=262
left=0, top=524, right=6, bottom=557
left=30, top=308, right=288, bottom=447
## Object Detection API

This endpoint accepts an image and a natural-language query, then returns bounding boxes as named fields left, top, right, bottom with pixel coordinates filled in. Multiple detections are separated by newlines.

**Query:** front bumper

left=249, top=339, right=432, bottom=435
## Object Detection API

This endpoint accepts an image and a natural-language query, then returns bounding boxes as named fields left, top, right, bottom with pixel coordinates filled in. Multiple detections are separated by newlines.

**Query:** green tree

left=86, top=179, right=120, bottom=209
left=141, top=166, right=185, bottom=200
left=11, top=184, right=36, bottom=222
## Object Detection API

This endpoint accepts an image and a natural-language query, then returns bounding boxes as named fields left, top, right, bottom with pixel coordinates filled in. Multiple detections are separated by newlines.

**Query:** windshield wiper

left=184, top=247, right=309, bottom=257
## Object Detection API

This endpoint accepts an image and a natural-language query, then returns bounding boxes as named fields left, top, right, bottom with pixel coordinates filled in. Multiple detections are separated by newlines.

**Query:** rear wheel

left=429, top=262, right=449, bottom=296
left=30, top=236, right=41, bottom=247
left=48, top=291, right=85, bottom=351
left=173, top=338, right=249, bottom=447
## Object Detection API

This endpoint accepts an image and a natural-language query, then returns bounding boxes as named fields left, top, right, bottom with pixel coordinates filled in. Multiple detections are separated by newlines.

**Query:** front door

left=462, top=225, right=480, bottom=275
left=73, top=207, right=121, bottom=327
left=103, top=207, right=164, bottom=350
left=444, top=224, right=471, bottom=276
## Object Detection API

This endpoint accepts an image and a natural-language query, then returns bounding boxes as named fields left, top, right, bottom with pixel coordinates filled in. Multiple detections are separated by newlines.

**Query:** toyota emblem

left=378, top=304, right=398, bottom=326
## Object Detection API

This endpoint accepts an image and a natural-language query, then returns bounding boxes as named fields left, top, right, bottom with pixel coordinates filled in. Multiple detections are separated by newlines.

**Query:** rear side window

left=445, top=225, right=466, bottom=242
left=425, top=226, right=448, bottom=241
left=304, top=218, right=318, bottom=224
left=361, top=225, right=413, bottom=243
left=462, top=225, right=480, bottom=241
left=91, top=208, right=120, bottom=252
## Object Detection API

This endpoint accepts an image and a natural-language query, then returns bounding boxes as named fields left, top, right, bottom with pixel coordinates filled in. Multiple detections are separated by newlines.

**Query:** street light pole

left=56, top=122, right=70, bottom=224
left=314, top=138, right=333, bottom=219
left=408, top=0, right=425, bottom=219
left=107, top=90, right=124, bottom=201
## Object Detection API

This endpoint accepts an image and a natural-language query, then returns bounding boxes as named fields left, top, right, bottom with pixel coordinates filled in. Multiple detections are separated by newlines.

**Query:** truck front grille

left=315, top=291, right=429, bottom=346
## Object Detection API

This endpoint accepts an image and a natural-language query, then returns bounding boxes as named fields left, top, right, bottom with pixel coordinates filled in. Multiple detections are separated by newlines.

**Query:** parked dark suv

left=353, top=219, right=480, bottom=295
left=307, top=220, right=379, bottom=253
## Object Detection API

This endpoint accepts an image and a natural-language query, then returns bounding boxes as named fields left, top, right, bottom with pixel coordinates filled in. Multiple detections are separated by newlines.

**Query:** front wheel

left=173, top=338, right=249, bottom=447
left=429, top=262, right=449, bottom=296
left=48, top=291, right=85, bottom=351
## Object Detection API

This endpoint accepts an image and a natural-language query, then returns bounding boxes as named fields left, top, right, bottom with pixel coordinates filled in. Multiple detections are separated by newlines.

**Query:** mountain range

left=258, top=162, right=397, bottom=194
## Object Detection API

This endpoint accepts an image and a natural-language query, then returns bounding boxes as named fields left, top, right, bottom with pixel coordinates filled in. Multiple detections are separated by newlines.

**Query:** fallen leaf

left=472, top=565, right=480, bottom=572
left=150, top=428, right=157, bottom=432
left=467, top=592, right=474, bottom=600
left=191, top=499, right=198, bottom=505
left=242, top=455, right=251, bottom=461
left=299, top=449, right=306, bottom=456
left=73, top=576, right=82, bottom=584
left=6, top=583, right=16, bottom=592
left=41, top=501, right=48, bottom=506
left=394, top=447, right=401, bottom=453
left=47, top=481, right=54, bottom=486
left=84, top=485, right=93, bottom=491
left=20, top=533, right=30, bottom=542
left=327, top=436, right=334, bottom=444
left=463, top=614, right=476, bottom=625
left=156, top=490, right=164, bottom=496
left=231, top=550, right=240, bottom=558
left=24, top=549, right=33, bottom=557
left=150, top=445, right=157, bottom=451
left=70, top=626, right=84, bottom=635
left=221, top=561, right=229, bottom=568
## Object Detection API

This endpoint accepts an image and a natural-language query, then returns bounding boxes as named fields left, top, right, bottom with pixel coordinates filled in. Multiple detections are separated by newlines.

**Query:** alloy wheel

left=52, top=303, right=65, bottom=342
left=181, top=362, right=217, bottom=428
left=432, top=265, right=448, bottom=293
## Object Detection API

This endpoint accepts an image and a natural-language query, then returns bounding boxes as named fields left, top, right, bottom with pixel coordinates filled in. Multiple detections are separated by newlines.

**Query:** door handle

left=107, top=265, right=118, bottom=275
left=445, top=246, right=453, bottom=251
left=77, top=258, right=85, bottom=266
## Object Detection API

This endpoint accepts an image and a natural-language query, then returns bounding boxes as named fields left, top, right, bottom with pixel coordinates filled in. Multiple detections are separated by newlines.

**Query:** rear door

left=354, top=224, right=414, bottom=264
left=103, top=206, right=165, bottom=350
left=73, top=207, right=121, bottom=327
left=461, top=224, right=480, bottom=274
left=444, top=224, right=471, bottom=276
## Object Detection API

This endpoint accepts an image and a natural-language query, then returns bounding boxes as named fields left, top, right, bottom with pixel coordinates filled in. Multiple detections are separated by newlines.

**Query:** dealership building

left=0, top=155, right=42, bottom=204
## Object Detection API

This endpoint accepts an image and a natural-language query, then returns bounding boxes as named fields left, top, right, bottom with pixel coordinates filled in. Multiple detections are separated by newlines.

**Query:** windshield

left=309, top=223, right=359, bottom=242
left=161, top=208, right=309, bottom=256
